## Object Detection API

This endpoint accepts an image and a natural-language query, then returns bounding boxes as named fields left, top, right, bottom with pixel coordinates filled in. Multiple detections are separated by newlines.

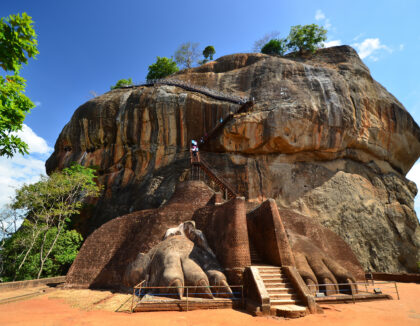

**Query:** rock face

left=46, top=46, right=420, bottom=273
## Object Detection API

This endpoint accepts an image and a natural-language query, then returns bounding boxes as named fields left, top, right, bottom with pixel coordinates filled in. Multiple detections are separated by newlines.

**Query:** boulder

left=46, top=46, right=420, bottom=273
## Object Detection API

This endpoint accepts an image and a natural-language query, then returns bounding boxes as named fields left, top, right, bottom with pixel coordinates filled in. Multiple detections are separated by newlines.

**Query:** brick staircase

left=249, top=241, right=263, bottom=265
left=255, top=265, right=308, bottom=317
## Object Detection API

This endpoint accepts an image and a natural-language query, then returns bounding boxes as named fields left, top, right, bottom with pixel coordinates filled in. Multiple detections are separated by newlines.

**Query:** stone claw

left=169, top=278, right=184, bottom=299
left=197, top=279, right=213, bottom=299
left=217, top=279, right=234, bottom=298
left=345, top=277, right=358, bottom=295
left=322, top=277, right=339, bottom=296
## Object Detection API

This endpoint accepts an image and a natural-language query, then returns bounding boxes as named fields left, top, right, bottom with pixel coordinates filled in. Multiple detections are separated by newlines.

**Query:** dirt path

left=0, top=283, right=419, bottom=326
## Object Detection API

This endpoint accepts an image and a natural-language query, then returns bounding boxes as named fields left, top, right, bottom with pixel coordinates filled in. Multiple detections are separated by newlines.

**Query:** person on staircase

left=191, top=140, right=199, bottom=162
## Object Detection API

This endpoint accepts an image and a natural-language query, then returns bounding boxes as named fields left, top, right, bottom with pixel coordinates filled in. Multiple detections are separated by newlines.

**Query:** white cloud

left=323, top=40, right=342, bottom=48
left=399, top=44, right=405, bottom=51
left=324, top=19, right=332, bottom=30
left=407, top=161, right=420, bottom=219
left=352, top=38, right=392, bottom=60
left=0, top=125, right=52, bottom=207
left=352, top=33, right=365, bottom=41
left=315, top=9, right=325, bottom=21
left=15, top=124, right=53, bottom=154
left=34, top=101, right=42, bottom=107
left=314, top=10, right=333, bottom=32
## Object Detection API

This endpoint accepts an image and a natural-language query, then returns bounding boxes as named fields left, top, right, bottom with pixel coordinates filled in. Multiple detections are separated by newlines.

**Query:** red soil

left=0, top=282, right=419, bottom=326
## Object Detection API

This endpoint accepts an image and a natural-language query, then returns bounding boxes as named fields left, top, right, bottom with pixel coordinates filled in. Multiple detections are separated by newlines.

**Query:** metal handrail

left=199, top=158, right=237, bottom=199
left=306, top=281, right=400, bottom=303
left=116, top=78, right=250, bottom=104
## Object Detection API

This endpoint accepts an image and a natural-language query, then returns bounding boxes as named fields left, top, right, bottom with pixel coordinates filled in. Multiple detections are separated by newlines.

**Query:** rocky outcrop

left=46, top=46, right=420, bottom=273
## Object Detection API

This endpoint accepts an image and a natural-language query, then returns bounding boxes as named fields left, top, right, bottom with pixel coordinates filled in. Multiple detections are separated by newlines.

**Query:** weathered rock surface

left=46, top=46, right=420, bottom=273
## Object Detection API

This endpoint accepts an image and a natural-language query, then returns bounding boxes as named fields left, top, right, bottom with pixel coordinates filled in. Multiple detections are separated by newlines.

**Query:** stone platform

left=133, top=294, right=242, bottom=312
left=315, top=292, right=392, bottom=304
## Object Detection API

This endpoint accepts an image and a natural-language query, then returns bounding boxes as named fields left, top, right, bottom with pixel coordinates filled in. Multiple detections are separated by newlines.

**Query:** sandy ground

left=0, top=282, right=418, bottom=326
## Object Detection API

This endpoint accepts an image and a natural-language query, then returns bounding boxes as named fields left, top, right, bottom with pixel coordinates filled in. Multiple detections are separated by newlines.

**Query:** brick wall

left=247, top=199, right=295, bottom=267
left=193, top=197, right=251, bottom=284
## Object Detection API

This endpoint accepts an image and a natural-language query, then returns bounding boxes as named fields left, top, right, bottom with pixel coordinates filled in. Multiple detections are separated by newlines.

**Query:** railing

left=307, top=281, right=400, bottom=303
left=200, top=100, right=253, bottom=147
left=199, top=157, right=238, bottom=200
left=130, top=282, right=244, bottom=312
left=189, top=149, right=238, bottom=200
left=116, top=78, right=249, bottom=104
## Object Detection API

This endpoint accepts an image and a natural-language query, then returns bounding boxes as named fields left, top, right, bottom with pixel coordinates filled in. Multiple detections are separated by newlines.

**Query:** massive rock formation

left=46, top=46, right=420, bottom=273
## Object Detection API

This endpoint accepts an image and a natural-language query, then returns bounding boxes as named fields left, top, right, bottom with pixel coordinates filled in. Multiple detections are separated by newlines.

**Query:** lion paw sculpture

left=123, top=221, right=233, bottom=299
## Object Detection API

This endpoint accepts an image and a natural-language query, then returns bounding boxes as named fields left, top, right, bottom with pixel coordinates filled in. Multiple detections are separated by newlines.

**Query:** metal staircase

left=189, top=99, right=254, bottom=199
left=201, top=100, right=254, bottom=147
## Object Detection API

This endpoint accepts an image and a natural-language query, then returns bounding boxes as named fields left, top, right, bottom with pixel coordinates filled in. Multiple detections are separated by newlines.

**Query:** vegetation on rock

left=174, top=42, right=200, bottom=69
left=0, top=12, right=38, bottom=157
left=261, top=38, right=287, bottom=55
left=259, top=23, right=328, bottom=56
left=110, top=78, right=133, bottom=90
left=146, top=56, right=179, bottom=81
left=287, top=24, right=327, bottom=54
left=201, top=45, right=216, bottom=64
left=0, top=164, right=101, bottom=281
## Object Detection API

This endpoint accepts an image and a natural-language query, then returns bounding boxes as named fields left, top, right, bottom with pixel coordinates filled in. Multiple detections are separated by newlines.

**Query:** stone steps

left=265, top=282, right=292, bottom=288
left=254, top=265, right=309, bottom=318
left=249, top=242, right=263, bottom=264
left=256, top=266, right=300, bottom=306
left=266, top=287, right=295, bottom=294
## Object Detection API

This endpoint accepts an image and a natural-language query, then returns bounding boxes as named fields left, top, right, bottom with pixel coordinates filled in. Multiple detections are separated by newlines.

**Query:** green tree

left=1, top=164, right=101, bottom=280
left=261, top=38, right=287, bottom=56
left=0, top=13, right=39, bottom=157
left=146, top=57, right=179, bottom=81
left=253, top=31, right=281, bottom=52
left=287, top=24, right=327, bottom=54
left=110, top=78, right=133, bottom=90
left=174, top=42, right=200, bottom=69
left=201, top=45, right=216, bottom=64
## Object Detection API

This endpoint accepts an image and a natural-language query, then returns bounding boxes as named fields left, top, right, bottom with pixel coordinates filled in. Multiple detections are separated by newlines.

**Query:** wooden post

left=394, top=282, right=400, bottom=300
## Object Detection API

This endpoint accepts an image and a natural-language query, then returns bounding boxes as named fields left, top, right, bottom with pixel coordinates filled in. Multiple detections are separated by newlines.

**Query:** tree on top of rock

left=146, top=57, right=179, bottom=81
left=110, top=78, right=133, bottom=90
left=174, top=42, right=200, bottom=69
left=261, top=38, right=287, bottom=56
left=201, top=46, right=216, bottom=64
left=287, top=24, right=327, bottom=54
left=253, top=31, right=281, bottom=52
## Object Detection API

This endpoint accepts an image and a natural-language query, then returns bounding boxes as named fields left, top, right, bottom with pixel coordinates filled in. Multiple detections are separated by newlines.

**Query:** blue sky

left=1, top=0, right=420, bottom=215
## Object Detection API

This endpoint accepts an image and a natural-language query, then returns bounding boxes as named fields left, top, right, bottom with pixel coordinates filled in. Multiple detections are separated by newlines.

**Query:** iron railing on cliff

left=115, top=78, right=250, bottom=104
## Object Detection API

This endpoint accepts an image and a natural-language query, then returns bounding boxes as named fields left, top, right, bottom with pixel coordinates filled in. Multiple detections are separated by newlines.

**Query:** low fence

left=307, top=281, right=399, bottom=303
left=0, top=276, right=65, bottom=292
left=370, top=272, right=420, bottom=283
left=131, top=281, right=244, bottom=312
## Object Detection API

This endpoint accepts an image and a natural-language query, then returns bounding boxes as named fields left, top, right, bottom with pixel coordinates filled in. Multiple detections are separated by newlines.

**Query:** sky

left=1, top=0, right=420, bottom=216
